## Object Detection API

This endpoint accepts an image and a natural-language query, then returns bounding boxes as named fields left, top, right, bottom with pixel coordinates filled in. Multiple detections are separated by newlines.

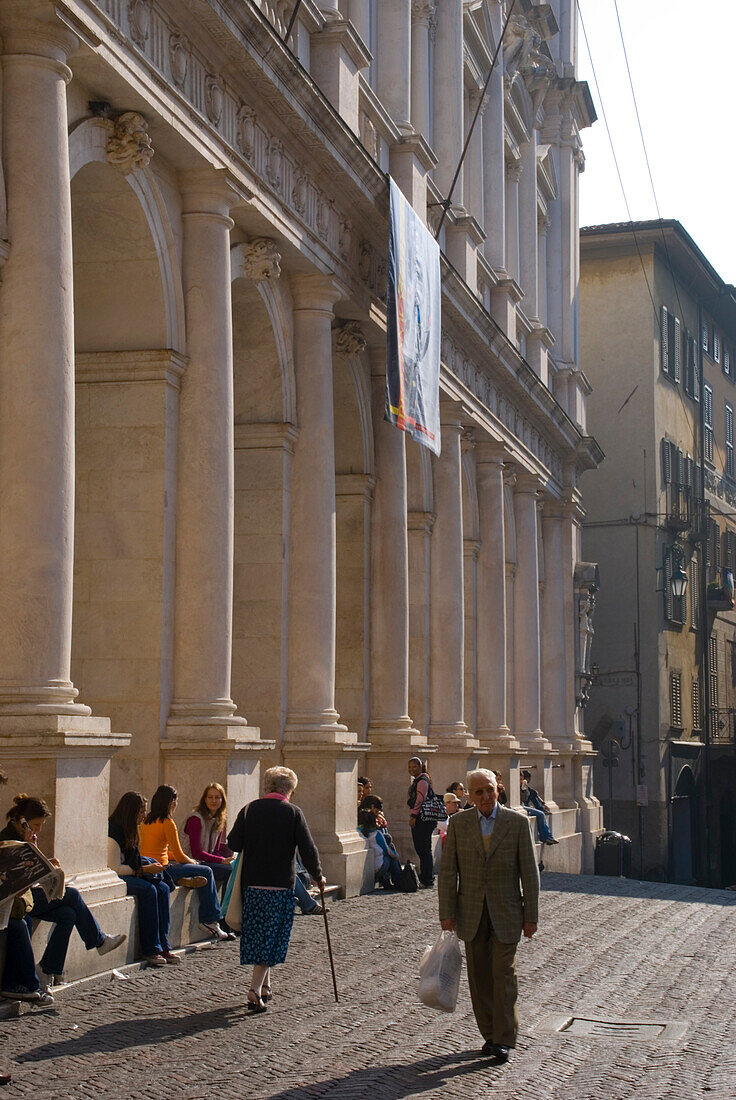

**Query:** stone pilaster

left=432, top=0, right=463, bottom=199
left=410, top=0, right=435, bottom=141
left=518, top=132, right=539, bottom=322
left=512, top=472, right=551, bottom=749
left=376, top=0, right=412, bottom=132
left=505, top=157, right=521, bottom=287
left=483, top=0, right=506, bottom=272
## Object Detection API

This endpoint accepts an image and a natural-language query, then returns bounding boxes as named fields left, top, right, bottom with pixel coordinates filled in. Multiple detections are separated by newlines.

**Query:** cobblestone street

left=3, top=874, right=736, bottom=1099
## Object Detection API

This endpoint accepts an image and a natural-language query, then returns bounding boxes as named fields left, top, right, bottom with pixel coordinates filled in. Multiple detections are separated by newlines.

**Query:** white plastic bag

left=418, top=930, right=462, bottom=1012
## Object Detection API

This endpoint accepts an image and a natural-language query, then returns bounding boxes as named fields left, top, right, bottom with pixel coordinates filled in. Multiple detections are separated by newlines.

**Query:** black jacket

left=227, top=798, right=322, bottom=890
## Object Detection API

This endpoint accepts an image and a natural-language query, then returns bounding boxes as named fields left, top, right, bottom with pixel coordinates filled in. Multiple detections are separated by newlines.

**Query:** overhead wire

left=577, top=0, right=699, bottom=460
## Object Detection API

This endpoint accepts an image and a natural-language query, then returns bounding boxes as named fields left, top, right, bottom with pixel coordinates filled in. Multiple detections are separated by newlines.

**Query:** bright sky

left=576, top=0, right=736, bottom=285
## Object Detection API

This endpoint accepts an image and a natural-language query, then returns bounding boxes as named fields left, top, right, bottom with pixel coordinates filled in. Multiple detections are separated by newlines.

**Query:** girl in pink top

left=184, top=783, right=235, bottom=893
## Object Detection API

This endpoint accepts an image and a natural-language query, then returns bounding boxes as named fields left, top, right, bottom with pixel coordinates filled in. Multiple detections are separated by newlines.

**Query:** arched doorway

left=671, top=765, right=697, bottom=884
left=720, top=791, right=736, bottom=888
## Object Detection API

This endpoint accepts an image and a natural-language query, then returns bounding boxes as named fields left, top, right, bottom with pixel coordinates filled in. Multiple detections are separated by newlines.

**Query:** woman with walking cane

left=227, top=767, right=325, bottom=1013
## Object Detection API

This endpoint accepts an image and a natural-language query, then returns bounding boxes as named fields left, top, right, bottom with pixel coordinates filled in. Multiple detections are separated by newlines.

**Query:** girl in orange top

left=139, top=785, right=229, bottom=940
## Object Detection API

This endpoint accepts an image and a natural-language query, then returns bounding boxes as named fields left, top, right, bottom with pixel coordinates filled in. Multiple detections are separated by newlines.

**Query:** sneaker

left=97, top=932, right=127, bottom=956
left=177, top=876, right=207, bottom=888
left=307, top=902, right=327, bottom=915
left=199, top=921, right=228, bottom=941
left=544, top=837, right=559, bottom=845
left=1, top=988, right=54, bottom=1005
left=143, top=954, right=167, bottom=968
left=37, top=972, right=62, bottom=994
left=161, top=952, right=182, bottom=965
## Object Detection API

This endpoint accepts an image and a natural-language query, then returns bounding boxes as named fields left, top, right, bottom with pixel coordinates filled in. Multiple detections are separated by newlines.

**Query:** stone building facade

left=0, top=0, right=601, bottom=969
left=581, top=220, right=736, bottom=885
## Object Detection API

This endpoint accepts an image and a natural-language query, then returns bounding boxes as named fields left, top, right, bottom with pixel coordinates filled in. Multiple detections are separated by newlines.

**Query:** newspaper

left=0, top=841, right=65, bottom=930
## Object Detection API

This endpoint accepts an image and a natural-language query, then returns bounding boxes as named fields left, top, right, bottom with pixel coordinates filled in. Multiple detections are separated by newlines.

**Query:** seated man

left=520, top=770, right=558, bottom=846
left=359, top=796, right=402, bottom=889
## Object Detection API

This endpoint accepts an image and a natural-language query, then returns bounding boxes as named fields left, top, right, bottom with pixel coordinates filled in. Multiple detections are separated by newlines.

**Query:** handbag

left=418, top=786, right=448, bottom=823
left=223, top=853, right=243, bottom=933
left=400, top=861, right=419, bottom=893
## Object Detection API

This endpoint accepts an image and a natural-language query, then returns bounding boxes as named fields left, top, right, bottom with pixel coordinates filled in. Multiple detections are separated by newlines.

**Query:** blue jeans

left=293, top=874, right=317, bottom=914
left=31, top=886, right=103, bottom=977
left=2, top=917, right=40, bottom=994
left=377, top=853, right=403, bottom=889
left=165, top=863, right=222, bottom=923
left=525, top=806, right=553, bottom=843
left=209, top=862, right=232, bottom=895
left=122, top=874, right=171, bottom=956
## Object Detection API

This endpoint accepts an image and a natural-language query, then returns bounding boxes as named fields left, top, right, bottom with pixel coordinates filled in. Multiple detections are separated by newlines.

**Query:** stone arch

left=255, top=278, right=296, bottom=426
left=69, top=146, right=176, bottom=803
left=69, top=117, right=185, bottom=352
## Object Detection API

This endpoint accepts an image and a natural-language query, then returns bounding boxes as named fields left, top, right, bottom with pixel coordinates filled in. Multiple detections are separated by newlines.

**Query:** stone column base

left=161, top=724, right=270, bottom=822
left=281, top=741, right=370, bottom=897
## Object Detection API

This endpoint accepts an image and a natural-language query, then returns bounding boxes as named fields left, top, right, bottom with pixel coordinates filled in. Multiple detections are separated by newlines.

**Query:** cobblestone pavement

left=3, top=874, right=736, bottom=1099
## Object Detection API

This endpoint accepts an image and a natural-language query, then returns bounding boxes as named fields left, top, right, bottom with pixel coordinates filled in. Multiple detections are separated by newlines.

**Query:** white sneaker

left=199, top=921, right=228, bottom=941
left=1, top=988, right=54, bottom=1005
left=37, top=972, right=61, bottom=994
left=97, top=932, right=127, bottom=956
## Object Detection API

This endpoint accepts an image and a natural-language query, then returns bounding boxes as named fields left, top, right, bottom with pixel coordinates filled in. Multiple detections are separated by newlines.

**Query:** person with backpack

left=407, top=757, right=446, bottom=888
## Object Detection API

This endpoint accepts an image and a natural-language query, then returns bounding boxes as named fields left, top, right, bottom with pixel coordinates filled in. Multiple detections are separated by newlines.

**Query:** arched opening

left=333, top=348, right=373, bottom=739
left=720, top=790, right=736, bottom=888
left=70, top=159, right=174, bottom=804
left=671, top=764, right=697, bottom=885
left=231, top=276, right=292, bottom=749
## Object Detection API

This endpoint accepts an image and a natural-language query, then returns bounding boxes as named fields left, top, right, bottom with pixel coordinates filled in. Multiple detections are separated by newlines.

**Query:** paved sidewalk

left=3, top=874, right=736, bottom=1099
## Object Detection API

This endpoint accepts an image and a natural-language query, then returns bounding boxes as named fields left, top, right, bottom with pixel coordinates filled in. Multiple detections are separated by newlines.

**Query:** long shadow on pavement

left=265, top=1049, right=504, bottom=1100
left=17, top=1005, right=250, bottom=1062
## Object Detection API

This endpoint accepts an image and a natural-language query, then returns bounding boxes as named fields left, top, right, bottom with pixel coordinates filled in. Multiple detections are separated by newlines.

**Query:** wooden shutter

left=661, top=306, right=670, bottom=374
left=674, top=317, right=681, bottom=382
left=664, top=544, right=674, bottom=621
left=692, top=679, right=701, bottom=730
left=670, top=673, right=682, bottom=728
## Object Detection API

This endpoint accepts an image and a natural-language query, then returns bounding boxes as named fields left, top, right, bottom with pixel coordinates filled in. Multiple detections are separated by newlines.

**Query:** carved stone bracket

left=231, top=238, right=282, bottom=282
left=334, top=320, right=366, bottom=358
left=106, top=112, right=154, bottom=173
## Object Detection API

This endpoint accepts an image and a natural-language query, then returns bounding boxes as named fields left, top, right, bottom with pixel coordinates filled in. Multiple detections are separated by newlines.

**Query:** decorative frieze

left=236, top=105, right=256, bottom=161
left=168, top=32, right=189, bottom=89
left=105, top=112, right=154, bottom=173
left=204, top=74, right=224, bottom=126
left=128, top=0, right=151, bottom=48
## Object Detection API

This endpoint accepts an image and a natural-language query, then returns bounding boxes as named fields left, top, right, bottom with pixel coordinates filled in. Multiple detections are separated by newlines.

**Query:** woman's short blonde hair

left=263, top=766, right=298, bottom=795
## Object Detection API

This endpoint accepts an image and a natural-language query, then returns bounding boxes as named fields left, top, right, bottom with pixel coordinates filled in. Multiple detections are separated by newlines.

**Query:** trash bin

left=594, top=830, right=632, bottom=877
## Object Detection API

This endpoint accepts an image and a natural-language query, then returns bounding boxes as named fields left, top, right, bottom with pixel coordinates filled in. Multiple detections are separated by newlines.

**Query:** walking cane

left=318, top=882, right=339, bottom=1003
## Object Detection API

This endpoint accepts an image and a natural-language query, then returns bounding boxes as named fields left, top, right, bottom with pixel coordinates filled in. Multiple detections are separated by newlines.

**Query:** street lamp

left=671, top=563, right=688, bottom=600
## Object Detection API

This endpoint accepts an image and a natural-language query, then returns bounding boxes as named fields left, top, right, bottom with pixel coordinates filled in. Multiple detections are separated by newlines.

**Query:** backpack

left=400, top=861, right=420, bottom=893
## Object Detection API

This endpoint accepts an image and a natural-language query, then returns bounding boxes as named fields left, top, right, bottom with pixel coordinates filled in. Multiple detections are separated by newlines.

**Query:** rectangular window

left=705, top=384, right=714, bottom=462
left=707, top=518, right=721, bottom=583
left=727, top=403, right=734, bottom=478
left=692, top=679, right=701, bottom=732
left=670, top=672, right=683, bottom=729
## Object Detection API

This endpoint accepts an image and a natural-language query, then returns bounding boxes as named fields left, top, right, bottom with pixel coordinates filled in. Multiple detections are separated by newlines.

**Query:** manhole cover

left=537, top=1014, right=689, bottom=1042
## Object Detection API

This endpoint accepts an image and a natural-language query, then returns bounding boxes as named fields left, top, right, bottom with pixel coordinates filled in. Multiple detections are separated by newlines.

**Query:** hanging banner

left=386, top=177, right=441, bottom=456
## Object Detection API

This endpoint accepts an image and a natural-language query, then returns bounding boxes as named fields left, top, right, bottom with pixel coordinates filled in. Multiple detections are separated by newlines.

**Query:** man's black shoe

left=481, top=1041, right=509, bottom=1062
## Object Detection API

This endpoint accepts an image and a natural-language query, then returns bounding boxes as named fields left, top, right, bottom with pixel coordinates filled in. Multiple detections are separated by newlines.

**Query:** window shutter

left=662, top=438, right=672, bottom=484
left=670, top=673, right=682, bottom=728
left=674, top=317, right=681, bottom=382
left=692, top=336, right=700, bottom=400
left=661, top=306, right=670, bottom=374
left=690, top=553, right=699, bottom=626
left=725, top=346, right=731, bottom=379
left=684, top=455, right=693, bottom=488
left=692, top=679, right=701, bottom=730
left=664, top=544, right=674, bottom=621
left=715, top=330, right=721, bottom=363
left=702, top=319, right=709, bottom=352
left=675, top=447, right=684, bottom=487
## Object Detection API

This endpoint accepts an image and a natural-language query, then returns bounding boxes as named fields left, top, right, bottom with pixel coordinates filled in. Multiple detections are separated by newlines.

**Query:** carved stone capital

left=411, top=0, right=436, bottom=24
left=334, top=320, right=366, bottom=358
left=232, top=238, right=282, bottom=282
left=106, top=112, right=154, bottom=173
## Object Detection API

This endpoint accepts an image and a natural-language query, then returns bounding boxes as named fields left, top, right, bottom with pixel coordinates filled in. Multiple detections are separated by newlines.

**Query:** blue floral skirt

left=240, top=887, right=295, bottom=967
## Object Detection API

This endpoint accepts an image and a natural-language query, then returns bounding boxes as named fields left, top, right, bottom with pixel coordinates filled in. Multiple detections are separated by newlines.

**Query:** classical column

left=476, top=444, right=515, bottom=746
left=432, top=0, right=463, bottom=199
left=513, top=472, right=550, bottom=747
left=518, top=132, right=539, bottom=320
left=0, top=6, right=82, bottom=716
left=464, top=89, right=485, bottom=225
left=0, top=3, right=128, bottom=916
left=483, top=0, right=506, bottom=270
left=349, top=0, right=371, bottom=46
left=283, top=276, right=367, bottom=895
left=375, top=0, right=412, bottom=132
left=284, top=275, right=347, bottom=743
left=505, top=158, right=521, bottom=285
left=410, top=0, right=434, bottom=141
left=164, top=172, right=261, bottom=812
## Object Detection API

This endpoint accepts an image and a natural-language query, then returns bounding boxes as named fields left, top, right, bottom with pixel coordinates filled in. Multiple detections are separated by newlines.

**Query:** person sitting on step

left=520, top=771, right=558, bottom=846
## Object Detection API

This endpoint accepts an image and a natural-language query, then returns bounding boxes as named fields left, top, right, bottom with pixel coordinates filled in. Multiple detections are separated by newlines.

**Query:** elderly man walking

left=437, top=769, right=539, bottom=1063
